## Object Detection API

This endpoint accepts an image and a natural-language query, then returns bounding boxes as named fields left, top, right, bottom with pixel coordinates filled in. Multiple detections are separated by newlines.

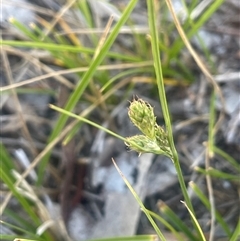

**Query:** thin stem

left=206, top=91, right=217, bottom=241
left=173, top=154, right=195, bottom=213
left=112, top=159, right=167, bottom=241
left=147, top=0, right=194, bottom=214
left=49, top=104, right=126, bottom=142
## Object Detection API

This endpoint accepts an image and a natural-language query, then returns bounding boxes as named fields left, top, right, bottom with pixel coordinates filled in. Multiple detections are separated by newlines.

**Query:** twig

left=1, top=49, right=37, bottom=156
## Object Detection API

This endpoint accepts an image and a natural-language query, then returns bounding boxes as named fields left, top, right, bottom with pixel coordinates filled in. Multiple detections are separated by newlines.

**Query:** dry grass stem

left=2, top=46, right=75, bottom=89
left=1, top=49, right=37, bottom=156
left=165, top=0, right=225, bottom=134
left=41, top=0, right=77, bottom=40
left=94, top=15, right=114, bottom=59
left=1, top=61, right=153, bottom=91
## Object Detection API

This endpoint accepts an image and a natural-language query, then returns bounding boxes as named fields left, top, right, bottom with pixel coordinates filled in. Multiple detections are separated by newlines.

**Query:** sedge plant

left=51, top=0, right=239, bottom=240
left=2, top=0, right=238, bottom=240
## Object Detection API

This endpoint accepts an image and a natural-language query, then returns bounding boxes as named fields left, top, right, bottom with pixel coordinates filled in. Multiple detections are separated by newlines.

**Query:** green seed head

left=155, top=125, right=172, bottom=158
left=125, top=135, right=165, bottom=155
left=125, top=99, right=173, bottom=159
left=128, top=99, right=156, bottom=139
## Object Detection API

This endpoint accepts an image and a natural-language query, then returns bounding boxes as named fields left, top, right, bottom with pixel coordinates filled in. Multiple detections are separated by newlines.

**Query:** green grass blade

left=77, top=0, right=94, bottom=29
left=49, top=104, right=126, bottom=142
left=2, top=88, right=56, bottom=95
left=189, top=181, right=231, bottom=237
left=62, top=121, right=83, bottom=145
left=112, top=159, right=167, bottom=241
left=208, top=91, right=216, bottom=152
left=230, top=219, right=240, bottom=241
left=170, top=0, right=225, bottom=58
left=89, top=235, right=158, bottom=241
left=101, top=67, right=152, bottom=92
left=37, top=0, right=138, bottom=184
left=174, top=58, right=195, bottom=82
left=0, top=39, right=93, bottom=52
left=183, top=0, right=199, bottom=13
left=9, top=18, right=39, bottom=41
left=0, top=40, right=140, bottom=62
left=181, top=201, right=206, bottom=241
left=213, top=146, right=240, bottom=172
left=13, top=239, right=40, bottom=241
left=29, top=23, right=53, bottom=43
left=0, top=220, right=41, bottom=240
left=0, top=171, right=40, bottom=226
left=148, top=210, right=186, bottom=241
left=159, top=201, right=198, bottom=240
left=1, top=236, right=36, bottom=241
left=0, top=143, right=15, bottom=181
left=195, top=167, right=239, bottom=180
left=0, top=150, right=52, bottom=240
left=4, top=208, right=36, bottom=233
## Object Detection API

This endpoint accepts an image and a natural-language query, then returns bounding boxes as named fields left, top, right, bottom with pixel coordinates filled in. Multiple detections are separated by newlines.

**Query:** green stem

left=173, top=153, right=195, bottom=213
left=147, top=0, right=194, bottom=214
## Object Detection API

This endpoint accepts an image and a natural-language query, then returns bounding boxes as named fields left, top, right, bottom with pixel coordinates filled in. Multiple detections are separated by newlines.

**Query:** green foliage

left=2, top=0, right=238, bottom=241
left=0, top=146, right=53, bottom=241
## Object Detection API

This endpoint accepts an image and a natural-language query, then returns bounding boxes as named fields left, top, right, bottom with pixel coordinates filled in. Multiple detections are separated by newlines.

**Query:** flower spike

left=128, top=98, right=156, bottom=139
left=126, top=98, right=173, bottom=159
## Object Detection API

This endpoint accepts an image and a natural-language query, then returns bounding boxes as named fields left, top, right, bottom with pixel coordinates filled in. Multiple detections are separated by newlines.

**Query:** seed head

left=125, top=99, right=173, bottom=159
left=125, top=135, right=169, bottom=156
left=128, top=99, right=156, bottom=139
left=155, top=125, right=173, bottom=158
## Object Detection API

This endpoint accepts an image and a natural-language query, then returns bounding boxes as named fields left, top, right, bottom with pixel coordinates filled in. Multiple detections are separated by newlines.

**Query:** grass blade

left=89, top=235, right=158, bottom=241
left=195, top=167, right=239, bottom=180
left=158, top=201, right=198, bottom=240
left=148, top=210, right=186, bottom=241
left=189, top=181, right=231, bottom=237
left=112, top=159, right=167, bottom=241
left=181, top=201, right=206, bottom=241
left=230, top=219, right=240, bottom=241
left=37, top=0, right=138, bottom=184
